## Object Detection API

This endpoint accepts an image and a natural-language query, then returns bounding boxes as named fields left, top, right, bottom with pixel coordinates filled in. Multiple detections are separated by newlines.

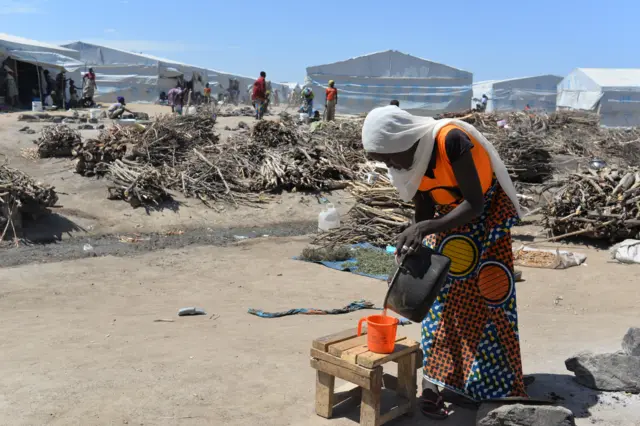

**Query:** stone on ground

left=622, top=327, right=640, bottom=356
left=477, top=404, right=575, bottom=426
left=565, top=351, right=640, bottom=393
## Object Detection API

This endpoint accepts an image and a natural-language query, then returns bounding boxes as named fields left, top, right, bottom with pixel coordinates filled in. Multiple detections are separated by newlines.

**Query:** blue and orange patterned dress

left=421, top=181, right=526, bottom=401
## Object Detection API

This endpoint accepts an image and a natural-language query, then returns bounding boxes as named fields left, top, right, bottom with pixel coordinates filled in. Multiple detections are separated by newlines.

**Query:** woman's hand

left=396, top=222, right=431, bottom=255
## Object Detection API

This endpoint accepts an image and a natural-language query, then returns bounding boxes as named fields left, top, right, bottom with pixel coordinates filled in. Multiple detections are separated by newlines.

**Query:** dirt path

left=0, top=236, right=638, bottom=426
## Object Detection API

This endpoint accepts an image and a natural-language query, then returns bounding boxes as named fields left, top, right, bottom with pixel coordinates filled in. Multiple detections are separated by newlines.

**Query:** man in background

left=390, top=100, right=400, bottom=107
left=252, top=71, right=267, bottom=120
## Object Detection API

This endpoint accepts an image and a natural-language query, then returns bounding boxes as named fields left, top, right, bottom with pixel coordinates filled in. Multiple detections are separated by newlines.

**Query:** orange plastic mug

left=357, top=314, right=399, bottom=354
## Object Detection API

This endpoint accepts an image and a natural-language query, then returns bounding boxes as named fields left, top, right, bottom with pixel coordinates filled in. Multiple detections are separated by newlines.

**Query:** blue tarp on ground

left=294, top=243, right=393, bottom=281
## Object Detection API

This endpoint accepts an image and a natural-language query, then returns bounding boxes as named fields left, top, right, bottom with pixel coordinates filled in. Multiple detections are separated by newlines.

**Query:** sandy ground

left=1, top=107, right=639, bottom=425
left=0, top=238, right=639, bottom=426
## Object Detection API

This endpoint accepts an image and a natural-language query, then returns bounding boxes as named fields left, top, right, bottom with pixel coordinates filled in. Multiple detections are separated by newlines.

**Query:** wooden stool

left=311, top=328, right=420, bottom=426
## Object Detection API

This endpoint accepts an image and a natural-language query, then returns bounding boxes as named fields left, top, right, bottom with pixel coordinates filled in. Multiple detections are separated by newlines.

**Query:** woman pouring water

left=362, top=105, right=526, bottom=419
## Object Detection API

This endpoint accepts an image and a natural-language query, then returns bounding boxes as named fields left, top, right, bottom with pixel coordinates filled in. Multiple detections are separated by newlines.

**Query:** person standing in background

left=324, top=80, right=338, bottom=121
left=167, top=84, right=183, bottom=114
left=252, top=71, right=267, bottom=120
left=4, top=66, right=19, bottom=107
left=390, top=100, right=400, bottom=107
left=301, top=87, right=314, bottom=117
left=82, top=68, right=97, bottom=107
left=204, top=83, right=212, bottom=104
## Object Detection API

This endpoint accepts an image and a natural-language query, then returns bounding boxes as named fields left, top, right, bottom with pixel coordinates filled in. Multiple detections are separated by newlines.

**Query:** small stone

left=566, top=351, right=640, bottom=393
left=97, top=124, right=105, bottom=130
left=89, top=118, right=99, bottom=124
left=622, top=327, right=640, bottom=356
left=477, top=404, right=575, bottom=426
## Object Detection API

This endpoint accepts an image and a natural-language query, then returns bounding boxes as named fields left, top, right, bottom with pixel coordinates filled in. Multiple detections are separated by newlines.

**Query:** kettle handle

left=357, top=317, right=366, bottom=336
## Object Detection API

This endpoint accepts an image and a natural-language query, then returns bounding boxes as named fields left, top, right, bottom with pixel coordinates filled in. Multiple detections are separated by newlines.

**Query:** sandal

left=419, top=392, right=449, bottom=420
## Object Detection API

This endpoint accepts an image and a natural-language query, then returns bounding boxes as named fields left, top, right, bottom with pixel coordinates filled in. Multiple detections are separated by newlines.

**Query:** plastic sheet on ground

left=294, top=243, right=391, bottom=281
left=610, top=239, right=640, bottom=264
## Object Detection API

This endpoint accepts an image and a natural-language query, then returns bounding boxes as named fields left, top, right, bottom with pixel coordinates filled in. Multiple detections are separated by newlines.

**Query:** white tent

left=472, top=75, right=562, bottom=112
left=557, top=68, right=640, bottom=127
left=306, top=50, right=472, bottom=116
left=62, top=41, right=211, bottom=103
left=1, top=33, right=82, bottom=107
left=61, top=41, right=287, bottom=105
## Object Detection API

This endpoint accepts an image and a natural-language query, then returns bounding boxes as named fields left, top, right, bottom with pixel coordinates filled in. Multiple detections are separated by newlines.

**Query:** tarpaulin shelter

left=1, top=33, right=82, bottom=107
left=472, top=75, right=562, bottom=112
left=62, top=41, right=287, bottom=105
left=557, top=68, right=640, bottom=127
left=62, top=41, right=211, bottom=104
left=305, top=50, right=472, bottom=116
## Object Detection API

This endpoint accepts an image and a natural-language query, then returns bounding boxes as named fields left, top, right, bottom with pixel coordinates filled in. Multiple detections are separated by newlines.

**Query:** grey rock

left=565, top=351, right=640, bottom=393
left=88, top=118, right=99, bottom=124
left=97, top=124, right=105, bottom=130
left=52, top=117, right=63, bottom=123
left=622, top=327, right=640, bottom=356
left=477, top=404, right=575, bottom=426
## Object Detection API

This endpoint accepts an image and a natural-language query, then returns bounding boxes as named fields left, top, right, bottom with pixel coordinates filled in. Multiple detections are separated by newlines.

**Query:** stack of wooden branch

left=542, top=167, right=640, bottom=241
left=107, top=160, right=171, bottom=208
left=0, top=164, right=58, bottom=239
left=313, top=172, right=412, bottom=247
left=35, top=125, right=81, bottom=158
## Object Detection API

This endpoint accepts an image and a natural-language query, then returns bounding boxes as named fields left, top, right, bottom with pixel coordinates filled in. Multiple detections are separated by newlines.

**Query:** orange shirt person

left=324, top=80, right=338, bottom=121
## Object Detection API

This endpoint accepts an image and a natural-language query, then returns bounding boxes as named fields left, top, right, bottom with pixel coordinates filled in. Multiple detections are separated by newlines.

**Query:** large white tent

left=1, top=33, right=82, bottom=107
left=472, top=75, right=562, bottom=112
left=557, top=68, right=640, bottom=127
left=62, top=41, right=287, bottom=105
left=62, top=41, right=211, bottom=103
left=305, top=50, right=472, bottom=116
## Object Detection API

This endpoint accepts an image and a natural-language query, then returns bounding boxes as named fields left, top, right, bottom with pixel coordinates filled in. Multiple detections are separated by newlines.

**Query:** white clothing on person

left=361, top=105, right=521, bottom=217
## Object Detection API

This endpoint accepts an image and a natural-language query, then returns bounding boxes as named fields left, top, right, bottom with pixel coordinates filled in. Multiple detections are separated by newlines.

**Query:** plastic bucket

left=89, top=109, right=101, bottom=119
left=357, top=314, right=398, bottom=354
left=32, top=101, right=43, bottom=112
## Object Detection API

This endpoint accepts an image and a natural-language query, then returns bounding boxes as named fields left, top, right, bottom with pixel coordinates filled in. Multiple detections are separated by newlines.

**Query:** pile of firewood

left=542, top=167, right=640, bottom=241
left=107, top=160, right=171, bottom=207
left=0, top=164, right=58, bottom=239
left=35, top=125, right=81, bottom=158
left=313, top=171, right=412, bottom=247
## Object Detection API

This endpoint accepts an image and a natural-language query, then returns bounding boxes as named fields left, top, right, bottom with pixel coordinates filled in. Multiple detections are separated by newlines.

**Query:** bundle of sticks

left=313, top=172, right=412, bottom=247
left=35, top=125, right=81, bottom=158
left=542, top=167, right=640, bottom=241
left=0, top=164, right=58, bottom=239
left=73, top=132, right=128, bottom=177
left=107, top=159, right=170, bottom=207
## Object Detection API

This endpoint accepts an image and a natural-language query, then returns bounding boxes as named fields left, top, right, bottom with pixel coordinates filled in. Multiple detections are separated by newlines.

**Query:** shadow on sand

left=20, top=213, right=85, bottom=243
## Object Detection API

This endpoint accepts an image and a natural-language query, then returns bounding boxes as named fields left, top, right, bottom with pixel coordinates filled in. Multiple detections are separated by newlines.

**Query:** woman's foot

left=419, top=389, right=449, bottom=420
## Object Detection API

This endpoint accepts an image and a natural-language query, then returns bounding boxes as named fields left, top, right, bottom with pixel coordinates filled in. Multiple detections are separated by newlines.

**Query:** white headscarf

left=362, top=105, right=521, bottom=217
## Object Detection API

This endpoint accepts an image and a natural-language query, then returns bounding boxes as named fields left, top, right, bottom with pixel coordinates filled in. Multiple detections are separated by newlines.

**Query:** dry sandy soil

left=0, top=106, right=639, bottom=425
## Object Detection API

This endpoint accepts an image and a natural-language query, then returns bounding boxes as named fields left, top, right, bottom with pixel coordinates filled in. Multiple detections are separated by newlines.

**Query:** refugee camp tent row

left=557, top=68, right=640, bottom=127
left=472, top=75, right=563, bottom=113
left=0, top=33, right=83, bottom=108
left=61, top=41, right=289, bottom=105
left=305, top=50, right=473, bottom=116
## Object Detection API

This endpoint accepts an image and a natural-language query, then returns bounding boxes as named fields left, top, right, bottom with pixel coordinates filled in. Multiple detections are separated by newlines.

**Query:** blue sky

left=2, top=0, right=639, bottom=83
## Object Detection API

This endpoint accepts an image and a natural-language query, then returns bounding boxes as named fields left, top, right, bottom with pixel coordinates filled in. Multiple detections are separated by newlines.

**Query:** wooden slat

left=315, top=370, right=335, bottom=418
left=310, top=358, right=372, bottom=390
left=341, top=344, right=374, bottom=364
left=312, top=328, right=359, bottom=352
left=328, top=335, right=368, bottom=357
left=356, top=339, right=420, bottom=369
left=310, top=348, right=373, bottom=378
left=341, top=336, right=407, bottom=365
left=360, top=367, right=382, bottom=426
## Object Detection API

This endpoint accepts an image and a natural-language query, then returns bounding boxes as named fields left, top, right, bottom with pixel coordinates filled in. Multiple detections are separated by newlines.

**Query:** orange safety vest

left=417, top=124, right=493, bottom=206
